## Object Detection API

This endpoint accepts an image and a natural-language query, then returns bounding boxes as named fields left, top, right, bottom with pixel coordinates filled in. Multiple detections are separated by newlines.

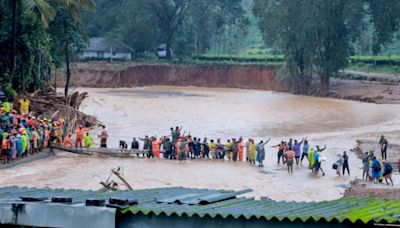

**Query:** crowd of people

left=0, top=99, right=396, bottom=186
left=0, top=98, right=67, bottom=164
left=74, top=126, right=394, bottom=184
left=360, top=136, right=394, bottom=186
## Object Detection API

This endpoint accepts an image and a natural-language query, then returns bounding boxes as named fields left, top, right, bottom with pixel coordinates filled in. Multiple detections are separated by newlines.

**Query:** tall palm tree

left=57, top=0, right=95, bottom=97
left=2, top=0, right=55, bottom=90
left=2, top=0, right=94, bottom=92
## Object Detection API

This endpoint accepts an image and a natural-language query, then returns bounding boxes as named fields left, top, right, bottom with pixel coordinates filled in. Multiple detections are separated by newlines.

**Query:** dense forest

left=0, top=0, right=400, bottom=96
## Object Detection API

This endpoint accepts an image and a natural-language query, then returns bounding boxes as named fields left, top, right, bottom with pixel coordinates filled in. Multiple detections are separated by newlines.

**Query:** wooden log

left=111, top=168, right=133, bottom=190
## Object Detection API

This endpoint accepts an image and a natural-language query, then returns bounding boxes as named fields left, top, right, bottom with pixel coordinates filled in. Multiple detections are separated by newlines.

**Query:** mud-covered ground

left=330, top=78, right=400, bottom=104
left=344, top=179, right=400, bottom=200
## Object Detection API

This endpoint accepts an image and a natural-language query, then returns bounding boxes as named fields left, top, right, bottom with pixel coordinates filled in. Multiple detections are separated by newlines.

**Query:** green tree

left=0, top=0, right=54, bottom=91
left=253, top=0, right=400, bottom=96
left=49, top=0, right=95, bottom=96
left=140, top=0, right=194, bottom=60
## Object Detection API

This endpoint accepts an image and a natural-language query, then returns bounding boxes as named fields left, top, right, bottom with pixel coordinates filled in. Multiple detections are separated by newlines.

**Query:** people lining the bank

left=0, top=104, right=69, bottom=164
left=1, top=113, right=396, bottom=187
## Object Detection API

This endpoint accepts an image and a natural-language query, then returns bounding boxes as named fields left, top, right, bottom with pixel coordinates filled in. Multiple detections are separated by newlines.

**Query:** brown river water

left=1, top=86, right=399, bottom=202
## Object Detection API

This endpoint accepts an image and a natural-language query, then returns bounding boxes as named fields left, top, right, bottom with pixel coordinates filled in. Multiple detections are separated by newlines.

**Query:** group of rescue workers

left=68, top=125, right=395, bottom=185
left=0, top=98, right=67, bottom=164
left=0, top=99, right=395, bottom=186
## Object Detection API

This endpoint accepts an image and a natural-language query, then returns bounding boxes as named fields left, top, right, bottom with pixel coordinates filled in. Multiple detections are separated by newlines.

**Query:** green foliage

left=253, top=0, right=400, bottom=96
left=0, top=0, right=95, bottom=93
left=83, top=0, right=249, bottom=58
left=3, top=83, right=17, bottom=98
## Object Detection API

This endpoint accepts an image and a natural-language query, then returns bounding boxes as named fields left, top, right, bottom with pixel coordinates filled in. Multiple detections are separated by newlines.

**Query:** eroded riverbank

left=61, top=62, right=400, bottom=104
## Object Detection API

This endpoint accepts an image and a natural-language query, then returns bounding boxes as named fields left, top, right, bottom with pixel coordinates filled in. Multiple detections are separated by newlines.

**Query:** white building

left=78, top=38, right=133, bottom=61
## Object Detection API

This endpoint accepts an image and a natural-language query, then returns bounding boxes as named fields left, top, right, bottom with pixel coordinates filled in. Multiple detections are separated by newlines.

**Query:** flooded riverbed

left=1, top=87, right=399, bottom=202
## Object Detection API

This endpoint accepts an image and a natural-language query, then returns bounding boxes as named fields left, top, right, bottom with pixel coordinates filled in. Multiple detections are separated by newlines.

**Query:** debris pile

left=14, top=86, right=97, bottom=130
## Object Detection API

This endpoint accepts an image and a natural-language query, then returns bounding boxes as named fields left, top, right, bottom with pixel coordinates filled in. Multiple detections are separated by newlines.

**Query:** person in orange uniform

left=175, top=138, right=181, bottom=160
left=152, top=138, right=162, bottom=159
left=64, top=133, right=73, bottom=147
left=238, top=137, right=244, bottom=161
left=2, top=135, right=11, bottom=164
left=75, top=125, right=85, bottom=148
left=44, top=126, right=50, bottom=148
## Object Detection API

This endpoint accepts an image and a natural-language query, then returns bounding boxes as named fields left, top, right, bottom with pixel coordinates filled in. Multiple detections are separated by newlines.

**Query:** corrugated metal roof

left=0, top=186, right=399, bottom=225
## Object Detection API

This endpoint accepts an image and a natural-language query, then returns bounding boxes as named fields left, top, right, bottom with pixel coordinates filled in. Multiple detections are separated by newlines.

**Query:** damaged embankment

left=62, top=62, right=400, bottom=104
left=65, top=63, right=284, bottom=91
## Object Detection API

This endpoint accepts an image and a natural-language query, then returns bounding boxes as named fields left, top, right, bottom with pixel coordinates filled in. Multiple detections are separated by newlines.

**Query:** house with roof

left=78, top=37, right=133, bottom=61
left=0, top=186, right=399, bottom=228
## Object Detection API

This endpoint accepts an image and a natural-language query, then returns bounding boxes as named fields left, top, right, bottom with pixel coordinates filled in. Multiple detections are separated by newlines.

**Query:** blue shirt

left=314, top=152, right=320, bottom=162
left=303, top=144, right=309, bottom=154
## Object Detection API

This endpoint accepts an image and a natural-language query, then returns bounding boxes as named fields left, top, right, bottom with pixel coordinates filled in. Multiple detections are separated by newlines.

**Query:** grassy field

left=194, top=54, right=400, bottom=74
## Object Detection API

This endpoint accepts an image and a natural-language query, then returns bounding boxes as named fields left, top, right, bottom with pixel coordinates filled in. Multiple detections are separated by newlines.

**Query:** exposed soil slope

left=58, top=62, right=400, bottom=104
left=67, top=63, right=282, bottom=91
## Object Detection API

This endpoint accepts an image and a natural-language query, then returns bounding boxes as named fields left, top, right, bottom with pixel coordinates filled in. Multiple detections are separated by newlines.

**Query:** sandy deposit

left=1, top=86, right=399, bottom=202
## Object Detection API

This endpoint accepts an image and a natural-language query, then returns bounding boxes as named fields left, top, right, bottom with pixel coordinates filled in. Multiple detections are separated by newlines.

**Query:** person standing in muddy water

left=75, top=125, right=85, bottom=148
left=301, top=140, right=309, bottom=165
left=288, top=138, right=293, bottom=150
left=98, top=125, right=108, bottom=148
left=139, top=136, right=150, bottom=158
left=362, top=152, right=370, bottom=180
left=379, top=135, right=388, bottom=160
left=383, top=160, right=394, bottom=186
left=131, top=138, right=139, bottom=150
left=245, top=138, right=251, bottom=162
left=179, top=138, right=187, bottom=161
left=238, top=138, right=244, bottom=161
left=216, top=139, right=225, bottom=159
left=152, top=137, right=162, bottom=159
left=342, top=151, right=350, bottom=176
left=314, top=146, right=326, bottom=176
left=202, top=138, right=210, bottom=159
left=148, top=137, right=155, bottom=159
left=371, top=156, right=382, bottom=184
left=293, top=138, right=305, bottom=165
left=231, top=138, right=239, bottom=161
left=163, top=138, right=173, bottom=159
left=284, top=148, right=295, bottom=173
left=335, top=153, right=343, bottom=176
left=225, top=139, right=232, bottom=160
left=273, top=141, right=285, bottom=165
left=209, top=139, right=216, bottom=159
left=256, top=139, right=271, bottom=167
left=248, top=139, right=257, bottom=165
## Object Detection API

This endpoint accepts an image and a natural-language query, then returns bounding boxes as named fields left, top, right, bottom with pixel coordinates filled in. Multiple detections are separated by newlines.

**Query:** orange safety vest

left=238, top=141, right=244, bottom=161
left=64, top=135, right=72, bottom=147
left=152, top=140, right=161, bottom=159
left=175, top=140, right=181, bottom=160
left=76, top=128, right=84, bottom=139
left=2, top=139, right=10, bottom=149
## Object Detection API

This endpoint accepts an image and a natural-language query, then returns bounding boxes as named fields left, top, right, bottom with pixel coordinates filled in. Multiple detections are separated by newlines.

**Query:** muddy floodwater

left=1, top=87, right=400, bottom=202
